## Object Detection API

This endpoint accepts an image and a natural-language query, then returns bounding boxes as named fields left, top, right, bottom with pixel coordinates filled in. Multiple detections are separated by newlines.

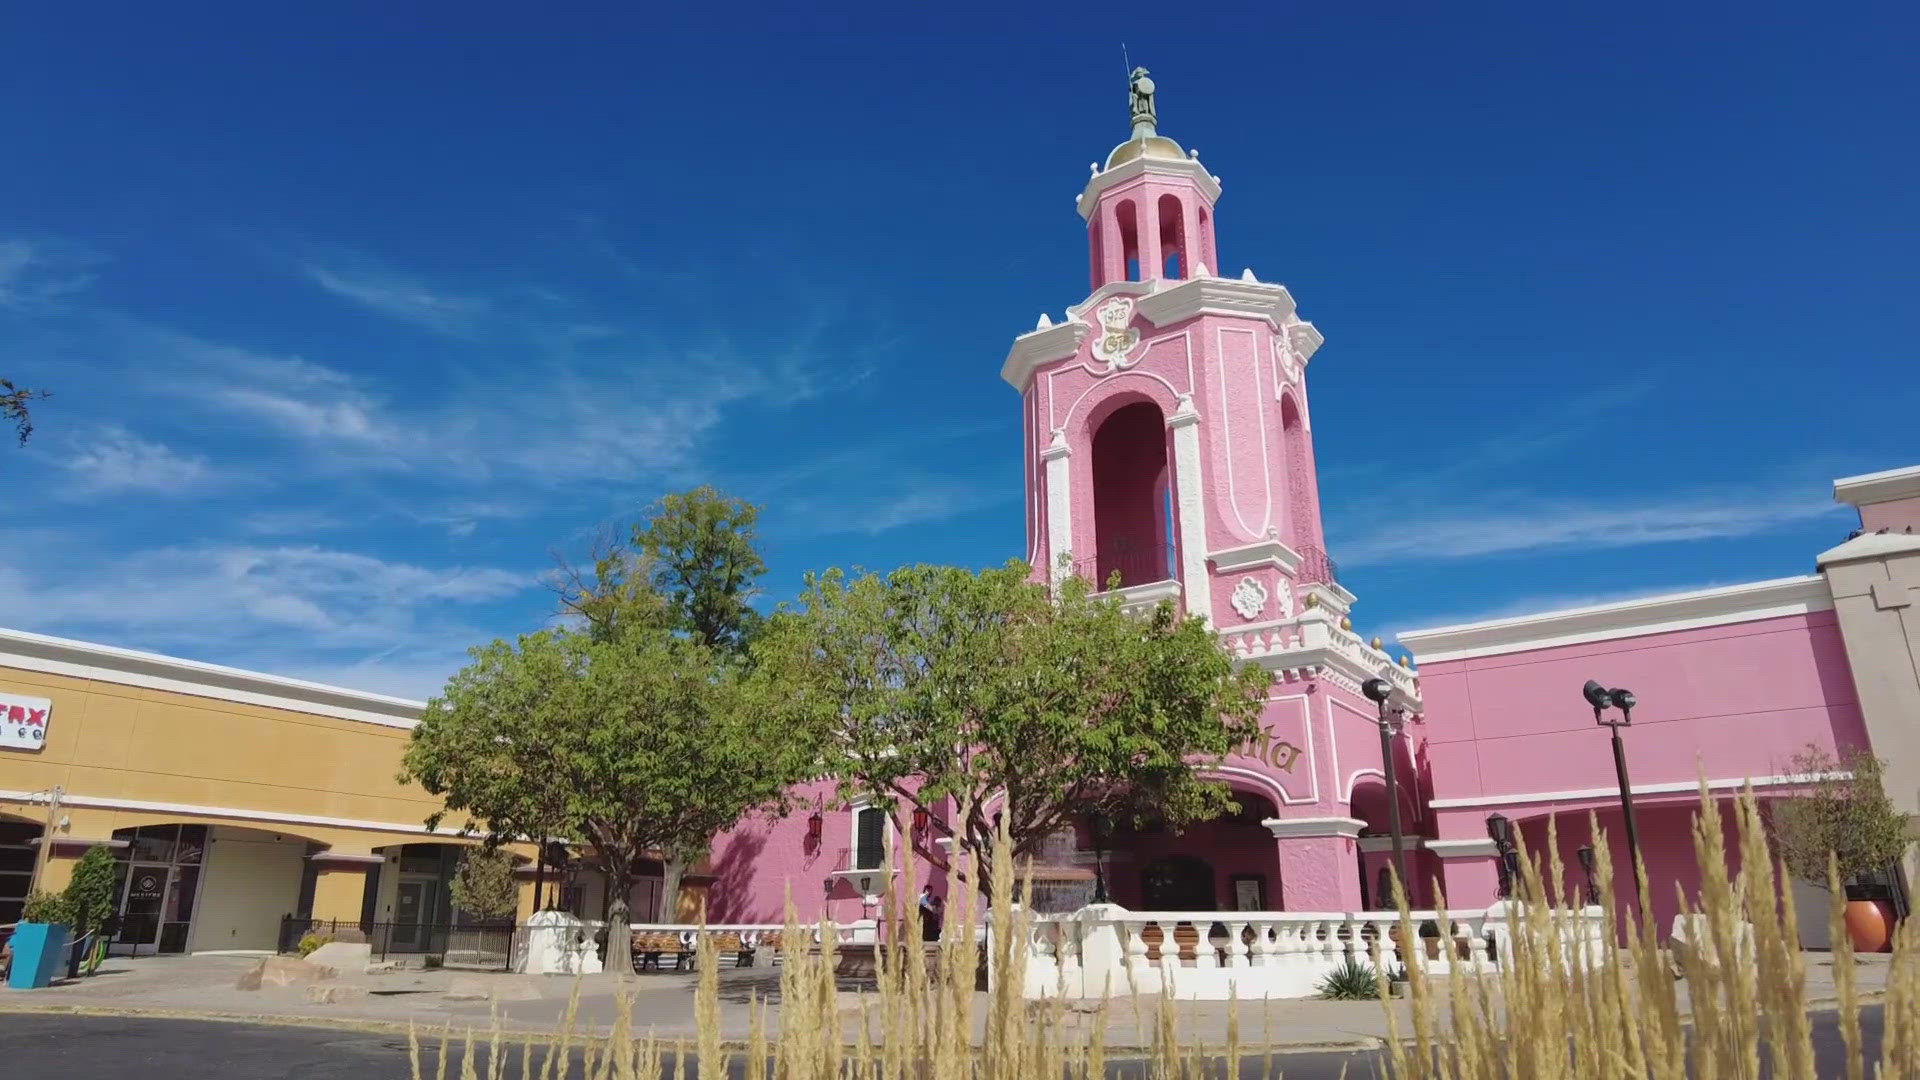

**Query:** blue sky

left=1, top=3, right=1913, bottom=699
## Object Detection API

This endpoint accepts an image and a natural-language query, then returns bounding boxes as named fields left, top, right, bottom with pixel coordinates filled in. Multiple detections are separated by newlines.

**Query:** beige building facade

left=0, top=629, right=537, bottom=954
left=1821, top=465, right=1920, bottom=891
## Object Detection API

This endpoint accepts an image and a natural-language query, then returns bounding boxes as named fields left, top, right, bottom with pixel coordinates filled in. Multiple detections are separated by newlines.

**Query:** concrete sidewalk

left=0, top=950, right=1892, bottom=1053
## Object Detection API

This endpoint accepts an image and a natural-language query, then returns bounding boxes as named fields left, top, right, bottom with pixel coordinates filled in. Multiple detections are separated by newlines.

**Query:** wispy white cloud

left=1334, top=485, right=1843, bottom=567
left=0, top=238, right=98, bottom=311
left=240, top=508, right=347, bottom=537
left=306, top=264, right=488, bottom=337
left=59, top=426, right=215, bottom=496
left=0, top=537, right=534, bottom=658
left=780, top=477, right=1012, bottom=537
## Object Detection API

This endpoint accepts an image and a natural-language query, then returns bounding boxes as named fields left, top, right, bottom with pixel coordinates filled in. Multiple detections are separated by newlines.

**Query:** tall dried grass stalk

left=409, top=783, right=1907, bottom=1078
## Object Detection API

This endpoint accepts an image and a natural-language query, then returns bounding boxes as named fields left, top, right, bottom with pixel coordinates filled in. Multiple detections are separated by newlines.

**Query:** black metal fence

left=277, top=916, right=515, bottom=971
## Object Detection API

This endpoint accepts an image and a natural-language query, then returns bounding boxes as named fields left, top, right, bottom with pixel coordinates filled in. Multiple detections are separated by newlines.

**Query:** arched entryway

left=1140, top=855, right=1215, bottom=910
left=1095, top=790, right=1285, bottom=912
left=109, top=823, right=319, bottom=954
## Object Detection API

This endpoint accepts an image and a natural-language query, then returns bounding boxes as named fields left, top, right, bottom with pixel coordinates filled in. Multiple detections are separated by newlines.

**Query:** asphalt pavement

left=0, top=1008, right=1888, bottom=1078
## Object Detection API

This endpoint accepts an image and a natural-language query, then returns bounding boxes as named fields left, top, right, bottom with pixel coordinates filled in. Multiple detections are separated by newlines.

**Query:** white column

left=1042, top=430, right=1074, bottom=584
left=1168, top=397, right=1212, bottom=624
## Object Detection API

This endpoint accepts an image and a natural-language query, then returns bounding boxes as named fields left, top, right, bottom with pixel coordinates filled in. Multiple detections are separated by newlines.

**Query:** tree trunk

left=657, top=855, right=686, bottom=924
left=603, top=850, right=636, bottom=976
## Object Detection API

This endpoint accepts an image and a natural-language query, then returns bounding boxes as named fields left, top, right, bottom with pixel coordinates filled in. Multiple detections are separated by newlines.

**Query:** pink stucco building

left=681, top=79, right=1920, bottom=936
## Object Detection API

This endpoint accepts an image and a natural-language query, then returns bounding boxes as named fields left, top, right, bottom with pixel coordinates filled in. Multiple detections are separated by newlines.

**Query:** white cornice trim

left=1136, top=277, right=1297, bottom=330
left=1096, top=578, right=1182, bottom=614
left=1208, top=537, right=1303, bottom=574
left=1065, top=279, right=1159, bottom=321
left=1227, top=613, right=1421, bottom=710
left=1264, top=816, right=1366, bottom=840
left=1818, top=531, right=1920, bottom=567
left=1287, top=322, right=1325, bottom=364
left=1077, top=156, right=1222, bottom=220
left=1426, top=839, right=1500, bottom=859
left=1001, top=321, right=1091, bottom=390
left=0, top=626, right=424, bottom=729
left=1834, top=465, right=1920, bottom=507
left=1428, top=771, right=1848, bottom=812
left=0, top=788, right=468, bottom=841
left=1397, top=576, right=1832, bottom=664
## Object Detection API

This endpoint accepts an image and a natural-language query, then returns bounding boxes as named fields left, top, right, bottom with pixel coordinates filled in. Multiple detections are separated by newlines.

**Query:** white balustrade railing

left=624, top=919, right=880, bottom=952
left=1008, top=903, right=1602, bottom=1001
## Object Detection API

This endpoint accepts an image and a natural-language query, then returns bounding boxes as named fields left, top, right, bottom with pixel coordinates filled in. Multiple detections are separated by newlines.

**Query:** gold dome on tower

left=1104, top=135, right=1187, bottom=170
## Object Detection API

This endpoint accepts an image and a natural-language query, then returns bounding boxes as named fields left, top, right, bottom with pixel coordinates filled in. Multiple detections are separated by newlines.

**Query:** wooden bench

left=632, top=931, right=693, bottom=971
left=631, top=930, right=766, bottom=971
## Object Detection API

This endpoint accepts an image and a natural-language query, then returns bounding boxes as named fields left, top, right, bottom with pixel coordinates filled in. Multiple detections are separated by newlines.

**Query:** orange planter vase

left=1842, top=899, right=1896, bottom=953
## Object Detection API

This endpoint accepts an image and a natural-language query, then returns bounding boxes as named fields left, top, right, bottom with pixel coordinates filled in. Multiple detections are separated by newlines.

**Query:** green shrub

left=1317, top=956, right=1383, bottom=1000
left=62, top=846, right=119, bottom=932
left=296, top=932, right=333, bottom=958
left=21, top=890, right=73, bottom=925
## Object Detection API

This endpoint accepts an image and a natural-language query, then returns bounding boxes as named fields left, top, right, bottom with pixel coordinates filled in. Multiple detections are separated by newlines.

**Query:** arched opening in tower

left=1281, top=394, right=1318, bottom=550
left=1116, top=199, right=1141, bottom=282
left=1089, top=399, right=1173, bottom=588
left=1158, top=193, right=1186, bottom=279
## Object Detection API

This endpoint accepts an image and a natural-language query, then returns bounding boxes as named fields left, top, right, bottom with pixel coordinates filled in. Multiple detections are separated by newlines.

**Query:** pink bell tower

left=1002, top=71, right=1428, bottom=912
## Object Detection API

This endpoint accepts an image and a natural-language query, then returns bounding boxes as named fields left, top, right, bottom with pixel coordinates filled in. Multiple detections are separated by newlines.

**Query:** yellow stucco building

left=0, top=626, right=541, bottom=955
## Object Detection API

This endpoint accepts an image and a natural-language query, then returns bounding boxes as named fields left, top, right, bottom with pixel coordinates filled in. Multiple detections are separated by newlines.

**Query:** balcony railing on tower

left=1073, top=542, right=1175, bottom=591
left=1296, top=544, right=1339, bottom=585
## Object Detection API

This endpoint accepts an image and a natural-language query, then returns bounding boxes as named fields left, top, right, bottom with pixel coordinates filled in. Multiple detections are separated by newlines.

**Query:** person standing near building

left=919, top=886, right=943, bottom=942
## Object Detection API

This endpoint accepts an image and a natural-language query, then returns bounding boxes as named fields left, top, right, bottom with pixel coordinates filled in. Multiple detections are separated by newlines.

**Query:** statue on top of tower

left=1128, top=67, right=1157, bottom=134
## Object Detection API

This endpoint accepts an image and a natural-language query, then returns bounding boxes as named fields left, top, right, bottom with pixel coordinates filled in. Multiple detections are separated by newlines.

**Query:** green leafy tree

left=402, top=622, right=815, bottom=973
left=450, top=847, right=520, bottom=922
left=61, top=845, right=118, bottom=936
left=1771, top=745, right=1913, bottom=894
left=634, top=486, right=766, bottom=652
left=755, top=561, right=1272, bottom=899
left=555, top=487, right=765, bottom=653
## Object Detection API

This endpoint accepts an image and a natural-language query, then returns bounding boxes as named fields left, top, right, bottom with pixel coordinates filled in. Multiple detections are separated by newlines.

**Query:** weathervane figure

left=1128, top=67, right=1157, bottom=137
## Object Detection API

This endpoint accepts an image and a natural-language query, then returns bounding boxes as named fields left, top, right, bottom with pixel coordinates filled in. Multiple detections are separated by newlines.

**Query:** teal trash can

left=6, top=923, right=70, bottom=989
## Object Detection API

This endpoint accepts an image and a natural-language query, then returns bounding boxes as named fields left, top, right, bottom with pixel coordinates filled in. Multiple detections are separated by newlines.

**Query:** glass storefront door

left=117, top=864, right=169, bottom=948
left=109, top=824, right=206, bottom=955
left=391, top=878, right=434, bottom=952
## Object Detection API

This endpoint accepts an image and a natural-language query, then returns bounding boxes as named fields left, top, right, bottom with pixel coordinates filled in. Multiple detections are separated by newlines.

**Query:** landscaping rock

left=238, top=956, right=338, bottom=990
left=305, top=941, right=372, bottom=972
left=1668, top=914, right=1756, bottom=978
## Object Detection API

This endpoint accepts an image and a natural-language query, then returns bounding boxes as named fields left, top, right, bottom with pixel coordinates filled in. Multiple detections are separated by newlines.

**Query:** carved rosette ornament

left=1090, top=297, right=1143, bottom=370
left=1230, top=576, right=1269, bottom=620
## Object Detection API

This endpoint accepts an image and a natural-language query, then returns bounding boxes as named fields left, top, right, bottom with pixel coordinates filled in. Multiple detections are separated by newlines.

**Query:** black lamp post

left=1089, top=813, right=1113, bottom=905
left=1361, top=676, right=1409, bottom=905
left=1584, top=679, right=1643, bottom=909
left=1576, top=844, right=1600, bottom=907
left=541, top=840, right=571, bottom=911
left=1486, top=813, right=1517, bottom=899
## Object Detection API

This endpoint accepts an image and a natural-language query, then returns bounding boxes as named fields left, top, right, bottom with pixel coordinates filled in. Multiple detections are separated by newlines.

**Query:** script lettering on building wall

left=1238, top=728, right=1303, bottom=773
left=0, top=691, right=52, bottom=752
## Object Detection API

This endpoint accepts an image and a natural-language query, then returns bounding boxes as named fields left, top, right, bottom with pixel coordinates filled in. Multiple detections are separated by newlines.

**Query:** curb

left=0, top=1001, right=1387, bottom=1056
left=0, top=991, right=1884, bottom=1057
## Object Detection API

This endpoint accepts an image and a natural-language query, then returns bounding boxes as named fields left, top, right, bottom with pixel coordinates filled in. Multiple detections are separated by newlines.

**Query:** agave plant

left=1317, top=956, right=1383, bottom=1000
